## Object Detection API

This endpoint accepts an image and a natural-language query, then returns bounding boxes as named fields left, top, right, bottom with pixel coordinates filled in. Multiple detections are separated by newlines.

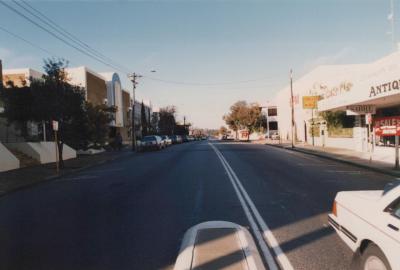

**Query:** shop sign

left=310, top=81, right=353, bottom=100
left=374, top=116, right=400, bottom=136
left=369, top=80, right=400, bottom=98
left=365, top=113, right=372, bottom=125
left=302, top=96, right=319, bottom=109
left=52, top=120, right=58, bottom=131
left=346, top=105, right=376, bottom=115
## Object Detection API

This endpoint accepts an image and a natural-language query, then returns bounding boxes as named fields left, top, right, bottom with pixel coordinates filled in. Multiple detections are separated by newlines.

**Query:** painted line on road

left=210, top=143, right=294, bottom=270
left=209, top=143, right=278, bottom=270
left=58, top=175, right=98, bottom=181
left=325, top=170, right=361, bottom=174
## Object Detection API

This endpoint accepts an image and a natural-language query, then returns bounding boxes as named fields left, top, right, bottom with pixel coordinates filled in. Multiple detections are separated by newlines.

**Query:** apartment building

left=66, top=66, right=108, bottom=106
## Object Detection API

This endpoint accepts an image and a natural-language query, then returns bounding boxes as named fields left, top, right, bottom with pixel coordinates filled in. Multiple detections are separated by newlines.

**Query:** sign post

left=396, top=135, right=399, bottom=169
left=366, top=113, right=372, bottom=162
left=52, top=120, right=59, bottom=174
left=302, top=96, right=319, bottom=146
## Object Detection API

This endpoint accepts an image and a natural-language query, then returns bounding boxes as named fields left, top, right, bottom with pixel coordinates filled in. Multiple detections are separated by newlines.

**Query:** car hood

left=348, top=190, right=383, bottom=201
left=336, top=190, right=383, bottom=213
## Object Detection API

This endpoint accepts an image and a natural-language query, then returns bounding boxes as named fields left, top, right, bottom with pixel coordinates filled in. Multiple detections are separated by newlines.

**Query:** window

left=268, top=108, right=277, bottom=116
left=392, top=199, right=400, bottom=219
left=386, top=198, right=400, bottom=219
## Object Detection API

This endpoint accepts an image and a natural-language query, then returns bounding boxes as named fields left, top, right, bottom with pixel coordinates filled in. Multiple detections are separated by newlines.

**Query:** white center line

left=210, top=142, right=294, bottom=270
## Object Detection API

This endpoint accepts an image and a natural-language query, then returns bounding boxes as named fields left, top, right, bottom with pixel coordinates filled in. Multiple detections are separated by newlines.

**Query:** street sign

left=302, top=96, right=319, bottom=109
left=365, top=113, right=372, bottom=125
left=346, top=105, right=376, bottom=115
left=374, top=116, right=400, bottom=136
left=52, top=120, right=58, bottom=131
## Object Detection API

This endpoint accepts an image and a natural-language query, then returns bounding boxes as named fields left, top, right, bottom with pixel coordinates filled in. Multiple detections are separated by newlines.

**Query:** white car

left=328, top=182, right=400, bottom=270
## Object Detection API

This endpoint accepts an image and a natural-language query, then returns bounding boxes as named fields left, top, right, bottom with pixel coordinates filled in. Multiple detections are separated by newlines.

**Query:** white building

left=274, top=50, right=400, bottom=154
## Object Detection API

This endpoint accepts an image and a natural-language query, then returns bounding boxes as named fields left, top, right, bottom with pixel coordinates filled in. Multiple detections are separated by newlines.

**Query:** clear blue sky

left=0, top=0, right=396, bottom=128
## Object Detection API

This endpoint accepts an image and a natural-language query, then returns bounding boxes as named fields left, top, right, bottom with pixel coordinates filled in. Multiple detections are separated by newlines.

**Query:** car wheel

left=360, top=244, right=391, bottom=270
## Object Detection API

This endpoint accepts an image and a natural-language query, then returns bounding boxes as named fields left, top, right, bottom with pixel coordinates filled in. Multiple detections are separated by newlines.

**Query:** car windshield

left=142, top=136, right=156, bottom=141
left=1, top=2, right=399, bottom=270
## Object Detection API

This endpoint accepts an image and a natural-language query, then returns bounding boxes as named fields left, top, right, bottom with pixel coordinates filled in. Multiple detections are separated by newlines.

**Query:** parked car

left=161, top=135, right=172, bottom=146
left=170, top=135, right=183, bottom=144
left=328, top=181, right=400, bottom=270
left=182, top=135, right=189, bottom=143
left=139, top=135, right=164, bottom=151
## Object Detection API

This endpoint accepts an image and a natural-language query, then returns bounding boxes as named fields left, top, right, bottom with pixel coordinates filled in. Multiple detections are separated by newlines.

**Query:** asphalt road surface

left=0, top=140, right=394, bottom=270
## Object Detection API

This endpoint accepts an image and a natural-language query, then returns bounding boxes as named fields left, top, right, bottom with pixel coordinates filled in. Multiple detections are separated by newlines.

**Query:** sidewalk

left=264, top=140, right=400, bottom=177
left=0, top=148, right=133, bottom=197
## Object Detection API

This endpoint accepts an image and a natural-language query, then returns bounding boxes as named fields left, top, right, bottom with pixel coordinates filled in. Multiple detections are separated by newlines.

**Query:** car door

left=381, top=197, right=400, bottom=268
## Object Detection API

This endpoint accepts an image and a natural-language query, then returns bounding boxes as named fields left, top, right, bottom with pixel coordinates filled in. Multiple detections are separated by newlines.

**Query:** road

left=0, top=140, right=394, bottom=270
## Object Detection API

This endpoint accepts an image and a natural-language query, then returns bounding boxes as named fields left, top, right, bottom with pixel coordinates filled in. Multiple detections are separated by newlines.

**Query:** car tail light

left=332, top=200, right=337, bottom=217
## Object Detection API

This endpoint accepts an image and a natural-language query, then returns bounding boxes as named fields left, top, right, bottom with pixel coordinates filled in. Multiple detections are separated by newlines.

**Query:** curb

left=0, top=150, right=135, bottom=198
left=265, top=143, right=400, bottom=178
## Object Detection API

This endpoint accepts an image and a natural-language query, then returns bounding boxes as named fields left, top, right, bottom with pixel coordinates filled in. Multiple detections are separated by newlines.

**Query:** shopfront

left=317, top=51, right=400, bottom=161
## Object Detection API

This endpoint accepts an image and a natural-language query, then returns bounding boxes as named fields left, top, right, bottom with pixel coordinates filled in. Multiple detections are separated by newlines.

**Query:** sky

left=0, top=0, right=397, bottom=128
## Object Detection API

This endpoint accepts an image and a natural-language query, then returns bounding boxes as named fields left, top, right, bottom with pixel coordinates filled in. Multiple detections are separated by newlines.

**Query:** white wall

left=6, top=142, right=76, bottom=164
left=0, top=143, right=19, bottom=172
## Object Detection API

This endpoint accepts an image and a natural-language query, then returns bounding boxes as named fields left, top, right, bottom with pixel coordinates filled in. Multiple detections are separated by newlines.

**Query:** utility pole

left=290, top=69, right=295, bottom=148
left=128, top=73, right=142, bottom=151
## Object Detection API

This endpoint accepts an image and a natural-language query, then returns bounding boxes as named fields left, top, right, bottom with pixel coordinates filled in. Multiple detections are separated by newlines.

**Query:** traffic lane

left=0, top=141, right=250, bottom=270
left=0, top=143, right=192, bottom=270
left=214, top=142, right=394, bottom=270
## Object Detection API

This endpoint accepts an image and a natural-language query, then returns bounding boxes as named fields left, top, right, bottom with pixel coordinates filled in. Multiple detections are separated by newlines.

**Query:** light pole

left=128, top=73, right=142, bottom=151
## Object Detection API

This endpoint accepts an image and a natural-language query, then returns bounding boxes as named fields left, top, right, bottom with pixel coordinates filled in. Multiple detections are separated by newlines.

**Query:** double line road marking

left=209, top=143, right=294, bottom=270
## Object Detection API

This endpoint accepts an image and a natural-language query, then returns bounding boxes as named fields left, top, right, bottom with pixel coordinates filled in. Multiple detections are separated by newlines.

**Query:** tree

left=0, top=84, right=33, bottom=138
left=31, top=58, right=87, bottom=168
left=219, top=126, right=228, bottom=136
left=158, top=106, right=176, bottom=135
left=85, top=103, right=115, bottom=149
left=1, top=58, right=87, bottom=168
left=150, top=112, right=159, bottom=134
left=223, top=101, right=263, bottom=140
left=141, top=101, right=148, bottom=136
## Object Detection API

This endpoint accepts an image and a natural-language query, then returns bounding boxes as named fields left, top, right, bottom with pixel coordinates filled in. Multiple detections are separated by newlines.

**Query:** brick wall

left=86, top=72, right=107, bottom=106
left=122, top=91, right=131, bottom=126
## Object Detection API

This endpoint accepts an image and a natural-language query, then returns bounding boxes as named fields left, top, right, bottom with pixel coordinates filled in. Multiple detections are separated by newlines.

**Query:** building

left=66, top=66, right=108, bottom=106
left=1, top=68, right=44, bottom=142
left=273, top=49, right=400, bottom=157
left=120, top=89, right=132, bottom=142
left=262, top=101, right=279, bottom=138
left=2, top=68, right=43, bottom=87
left=133, top=99, right=152, bottom=139
left=67, top=68, right=132, bottom=142
left=0, top=63, right=76, bottom=170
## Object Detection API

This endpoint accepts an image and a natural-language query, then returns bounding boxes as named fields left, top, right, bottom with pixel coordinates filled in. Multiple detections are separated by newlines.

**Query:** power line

left=1, top=1, right=283, bottom=87
left=142, top=75, right=282, bottom=86
left=15, top=0, right=132, bottom=73
left=0, top=0, right=130, bottom=74
left=0, top=25, right=57, bottom=57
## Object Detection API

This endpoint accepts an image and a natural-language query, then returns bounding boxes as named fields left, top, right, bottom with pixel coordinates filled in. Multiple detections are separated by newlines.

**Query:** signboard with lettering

left=374, top=116, right=400, bottom=137
left=302, top=96, right=319, bottom=109
left=346, top=105, right=376, bottom=116
left=369, top=80, right=400, bottom=98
